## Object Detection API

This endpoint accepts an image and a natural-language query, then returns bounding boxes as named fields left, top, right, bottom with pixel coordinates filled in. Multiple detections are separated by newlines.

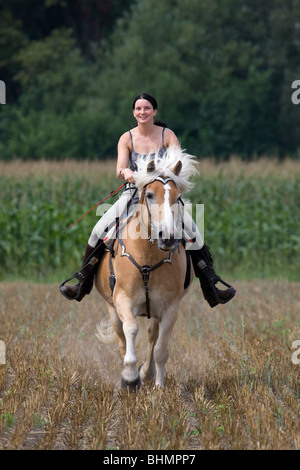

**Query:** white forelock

left=133, top=145, right=199, bottom=193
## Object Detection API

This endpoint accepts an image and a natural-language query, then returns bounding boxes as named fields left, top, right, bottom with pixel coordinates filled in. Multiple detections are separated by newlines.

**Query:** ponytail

left=154, top=119, right=168, bottom=128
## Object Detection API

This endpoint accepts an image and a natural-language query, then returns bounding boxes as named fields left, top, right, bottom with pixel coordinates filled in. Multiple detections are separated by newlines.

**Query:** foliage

left=96, top=0, right=300, bottom=157
left=0, top=161, right=299, bottom=281
left=0, top=0, right=299, bottom=159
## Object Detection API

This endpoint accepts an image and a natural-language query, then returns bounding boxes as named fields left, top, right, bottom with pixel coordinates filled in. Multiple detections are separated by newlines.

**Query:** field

left=0, top=280, right=299, bottom=450
left=0, top=158, right=299, bottom=450
left=1, top=157, right=299, bottom=281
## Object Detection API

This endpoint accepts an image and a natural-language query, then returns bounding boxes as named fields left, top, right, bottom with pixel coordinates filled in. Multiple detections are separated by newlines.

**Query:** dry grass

left=0, top=156, right=299, bottom=181
left=0, top=279, right=299, bottom=450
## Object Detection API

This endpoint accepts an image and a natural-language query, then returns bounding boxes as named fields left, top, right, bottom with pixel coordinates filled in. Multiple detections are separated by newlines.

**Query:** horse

left=95, top=146, right=199, bottom=389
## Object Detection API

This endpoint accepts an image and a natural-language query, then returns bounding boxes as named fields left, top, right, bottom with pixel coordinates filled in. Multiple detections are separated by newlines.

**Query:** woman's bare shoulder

left=164, top=127, right=180, bottom=146
left=118, top=127, right=138, bottom=144
left=118, top=130, right=130, bottom=148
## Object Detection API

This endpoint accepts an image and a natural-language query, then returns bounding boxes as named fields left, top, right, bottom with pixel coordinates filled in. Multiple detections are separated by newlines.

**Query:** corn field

left=0, top=158, right=299, bottom=281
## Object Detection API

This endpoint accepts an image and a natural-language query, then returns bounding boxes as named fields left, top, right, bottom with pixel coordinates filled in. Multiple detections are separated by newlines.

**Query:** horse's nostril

left=159, top=232, right=175, bottom=246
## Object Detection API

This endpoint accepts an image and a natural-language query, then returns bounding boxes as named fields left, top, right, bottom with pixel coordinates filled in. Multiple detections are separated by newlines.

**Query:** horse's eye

left=146, top=193, right=154, bottom=200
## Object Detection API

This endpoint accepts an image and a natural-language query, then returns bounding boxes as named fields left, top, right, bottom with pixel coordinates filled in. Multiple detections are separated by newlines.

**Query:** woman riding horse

left=60, top=93, right=236, bottom=307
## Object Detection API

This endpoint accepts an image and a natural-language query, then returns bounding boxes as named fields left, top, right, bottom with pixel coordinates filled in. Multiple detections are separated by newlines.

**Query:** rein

left=62, top=183, right=125, bottom=233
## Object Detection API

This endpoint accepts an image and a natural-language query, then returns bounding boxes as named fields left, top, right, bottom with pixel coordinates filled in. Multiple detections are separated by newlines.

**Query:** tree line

left=0, top=0, right=299, bottom=160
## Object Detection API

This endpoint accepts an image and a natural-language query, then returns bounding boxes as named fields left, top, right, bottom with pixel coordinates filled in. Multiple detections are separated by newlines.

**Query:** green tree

left=0, top=8, right=28, bottom=102
left=93, top=0, right=300, bottom=158
left=0, top=0, right=135, bottom=102
left=0, top=0, right=135, bottom=159
left=0, top=0, right=299, bottom=159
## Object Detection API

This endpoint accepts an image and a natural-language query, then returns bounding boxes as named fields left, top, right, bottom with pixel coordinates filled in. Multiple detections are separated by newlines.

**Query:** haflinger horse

left=95, top=146, right=199, bottom=390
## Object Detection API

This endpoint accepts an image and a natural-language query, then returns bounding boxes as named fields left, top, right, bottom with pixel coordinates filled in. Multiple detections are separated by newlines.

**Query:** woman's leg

left=88, top=189, right=136, bottom=247
left=181, top=207, right=204, bottom=250
left=60, top=189, right=136, bottom=301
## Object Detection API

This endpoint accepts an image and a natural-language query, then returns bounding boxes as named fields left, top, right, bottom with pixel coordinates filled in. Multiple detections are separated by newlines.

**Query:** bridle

left=117, top=177, right=184, bottom=319
left=139, top=176, right=184, bottom=243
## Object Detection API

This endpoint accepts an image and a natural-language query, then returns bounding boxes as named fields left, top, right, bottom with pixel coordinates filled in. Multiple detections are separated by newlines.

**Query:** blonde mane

left=133, top=146, right=199, bottom=193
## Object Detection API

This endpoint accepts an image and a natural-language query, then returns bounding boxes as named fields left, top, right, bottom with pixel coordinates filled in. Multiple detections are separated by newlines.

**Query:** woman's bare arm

left=116, top=133, right=135, bottom=183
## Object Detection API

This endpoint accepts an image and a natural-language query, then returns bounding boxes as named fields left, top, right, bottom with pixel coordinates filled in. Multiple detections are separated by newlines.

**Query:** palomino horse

left=95, top=147, right=198, bottom=389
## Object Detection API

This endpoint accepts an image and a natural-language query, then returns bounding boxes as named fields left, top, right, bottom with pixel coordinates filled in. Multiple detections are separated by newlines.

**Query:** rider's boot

left=59, top=240, right=105, bottom=302
left=189, top=244, right=236, bottom=308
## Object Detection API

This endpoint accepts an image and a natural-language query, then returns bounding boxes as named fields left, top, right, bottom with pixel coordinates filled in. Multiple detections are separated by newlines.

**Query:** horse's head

left=140, top=160, right=183, bottom=251
left=134, top=146, right=199, bottom=251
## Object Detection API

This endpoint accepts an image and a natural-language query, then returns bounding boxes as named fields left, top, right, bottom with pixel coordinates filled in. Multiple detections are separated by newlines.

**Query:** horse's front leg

left=107, top=305, right=126, bottom=359
left=140, top=317, right=159, bottom=383
left=115, top=296, right=140, bottom=390
left=154, top=305, right=179, bottom=387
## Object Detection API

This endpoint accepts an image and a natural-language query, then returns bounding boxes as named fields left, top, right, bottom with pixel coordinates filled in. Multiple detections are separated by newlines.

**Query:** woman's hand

left=121, top=168, right=135, bottom=183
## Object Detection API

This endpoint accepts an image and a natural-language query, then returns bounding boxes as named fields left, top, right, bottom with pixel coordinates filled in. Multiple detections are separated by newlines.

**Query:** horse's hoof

left=121, top=377, right=141, bottom=393
left=139, top=363, right=155, bottom=383
left=138, top=363, right=147, bottom=382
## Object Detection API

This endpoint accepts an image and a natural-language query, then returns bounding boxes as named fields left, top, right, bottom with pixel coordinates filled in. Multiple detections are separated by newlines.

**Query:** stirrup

left=211, top=278, right=236, bottom=303
left=59, top=273, right=85, bottom=301
left=197, top=259, right=236, bottom=305
left=59, top=256, right=99, bottom=300
left=204, top=278, right=236, bottom=307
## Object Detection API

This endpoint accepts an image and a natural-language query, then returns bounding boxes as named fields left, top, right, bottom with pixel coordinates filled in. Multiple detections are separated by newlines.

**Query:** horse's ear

left=147, top=160, right=156, bottom=173
left=172, top=160, right=182, bottom=176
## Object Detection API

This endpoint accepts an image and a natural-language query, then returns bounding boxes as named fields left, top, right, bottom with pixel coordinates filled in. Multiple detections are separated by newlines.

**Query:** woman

left=60, top=93, right=235, bottom=307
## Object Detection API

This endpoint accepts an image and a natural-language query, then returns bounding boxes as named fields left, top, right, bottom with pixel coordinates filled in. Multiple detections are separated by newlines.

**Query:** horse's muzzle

left=158, top=233, right=176, bottom=251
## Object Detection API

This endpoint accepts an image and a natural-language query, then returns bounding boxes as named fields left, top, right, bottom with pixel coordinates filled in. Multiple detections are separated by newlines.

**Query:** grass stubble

left=0, top=279, right=299, bottom=450
left=0, top=158, right=299, bottom=450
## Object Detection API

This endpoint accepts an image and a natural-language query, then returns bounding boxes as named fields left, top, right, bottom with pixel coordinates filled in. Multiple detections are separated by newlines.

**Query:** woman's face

left=133, top=99, right=157, bottom=125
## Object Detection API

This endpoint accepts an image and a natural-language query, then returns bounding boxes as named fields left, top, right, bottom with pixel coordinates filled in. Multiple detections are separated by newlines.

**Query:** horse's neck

left=119, top=218, right=162, bottom=263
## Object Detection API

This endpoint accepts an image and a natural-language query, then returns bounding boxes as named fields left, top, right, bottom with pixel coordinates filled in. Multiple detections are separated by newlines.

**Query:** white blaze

left=163, top=183, right=173, bottom=238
